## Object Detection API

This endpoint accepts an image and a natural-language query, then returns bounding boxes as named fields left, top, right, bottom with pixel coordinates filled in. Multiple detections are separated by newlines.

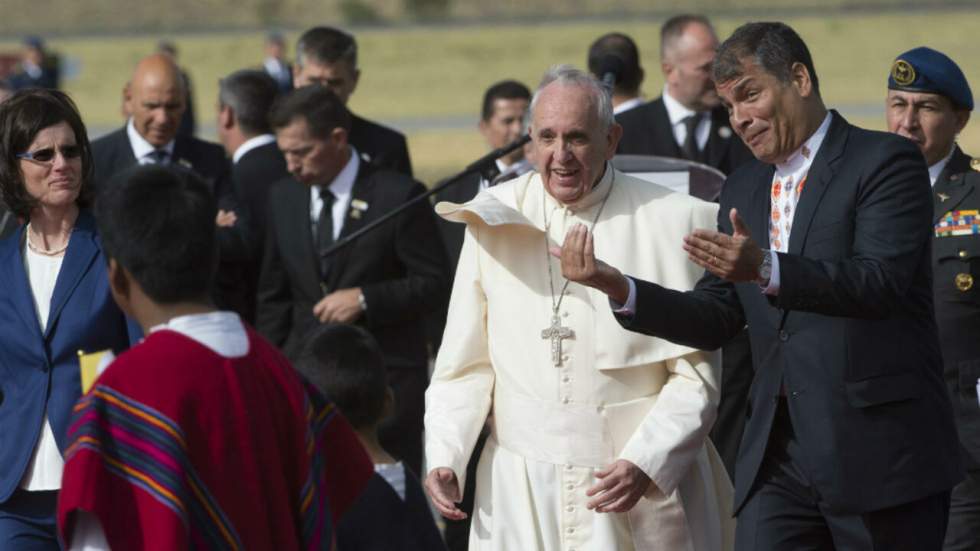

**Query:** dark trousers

left=736, top=399, right=951, bottom=550
left=378, top=366, right=427, bottom=477
left=945, top=469, right=980, bottom=550
left=0, top=489, right=60, bottom=550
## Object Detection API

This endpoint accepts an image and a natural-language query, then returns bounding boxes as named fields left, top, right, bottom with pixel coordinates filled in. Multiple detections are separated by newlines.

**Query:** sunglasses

left=16, top=144, right=83, bottom=164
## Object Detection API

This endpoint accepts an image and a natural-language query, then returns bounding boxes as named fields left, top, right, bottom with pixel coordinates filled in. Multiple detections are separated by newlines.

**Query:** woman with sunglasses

left=0, top=89, right=136, bottom=549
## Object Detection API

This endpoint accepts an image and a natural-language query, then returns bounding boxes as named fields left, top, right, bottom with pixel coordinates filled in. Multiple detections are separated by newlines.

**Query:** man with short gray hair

left=424, top=65, right=733, bottom=550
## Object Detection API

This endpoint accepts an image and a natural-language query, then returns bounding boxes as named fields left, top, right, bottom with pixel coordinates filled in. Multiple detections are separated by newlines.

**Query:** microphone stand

left=320, top=133, right=532, bottom=259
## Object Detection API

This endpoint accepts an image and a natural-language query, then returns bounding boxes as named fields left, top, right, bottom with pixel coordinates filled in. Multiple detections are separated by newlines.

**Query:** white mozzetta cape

left=426, top=166, right=734, bottom=551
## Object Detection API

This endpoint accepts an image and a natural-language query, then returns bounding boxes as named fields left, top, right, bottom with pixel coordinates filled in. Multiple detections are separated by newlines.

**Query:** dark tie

left=317, top=188, right=336, bottom=278
left=147, top=149, right=169, bottom=165
left=681, top=114, right=701, bottom=162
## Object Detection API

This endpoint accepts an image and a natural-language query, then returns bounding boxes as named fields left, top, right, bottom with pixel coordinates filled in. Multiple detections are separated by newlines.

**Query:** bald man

left=92, top=54, right=251, bottom=318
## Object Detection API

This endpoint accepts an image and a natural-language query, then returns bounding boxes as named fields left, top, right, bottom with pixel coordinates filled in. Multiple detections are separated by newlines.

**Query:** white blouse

left=19, top=241, right=66, bottom=491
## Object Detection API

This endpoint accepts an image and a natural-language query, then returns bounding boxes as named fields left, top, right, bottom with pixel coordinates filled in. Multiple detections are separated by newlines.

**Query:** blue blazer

left=0, top=209, right=136, bottom=503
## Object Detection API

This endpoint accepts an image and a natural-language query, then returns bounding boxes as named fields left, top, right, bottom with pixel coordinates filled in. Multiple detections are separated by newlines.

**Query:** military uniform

left=933, top=148, right=980, bottom=549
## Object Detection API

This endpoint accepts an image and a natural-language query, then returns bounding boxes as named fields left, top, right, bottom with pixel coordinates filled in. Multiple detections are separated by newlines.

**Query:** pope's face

left=530, top=83, right=621, bottom=204
left=886, top=89, right=969, bottom=166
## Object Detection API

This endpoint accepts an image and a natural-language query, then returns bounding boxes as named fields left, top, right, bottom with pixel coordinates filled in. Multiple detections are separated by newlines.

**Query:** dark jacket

left=349, top=114, right=413, bottom=178
left=616, top=97, right=753, bottom=177
left=932, top=146, right=980, bottom=472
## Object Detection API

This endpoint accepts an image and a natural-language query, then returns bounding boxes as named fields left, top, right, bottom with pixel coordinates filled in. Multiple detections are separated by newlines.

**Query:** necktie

left=317, top=188, right=336, bottom=278
left=147, top=150, right=169, bottom=165
left=681, top=114, right=701, bottom=162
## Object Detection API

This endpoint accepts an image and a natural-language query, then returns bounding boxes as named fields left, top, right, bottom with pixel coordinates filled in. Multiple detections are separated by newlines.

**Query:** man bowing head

left=424, top=65, right=734, bottom=551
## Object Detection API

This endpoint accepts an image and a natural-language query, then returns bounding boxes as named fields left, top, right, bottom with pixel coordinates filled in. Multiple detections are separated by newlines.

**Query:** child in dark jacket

left=295, top=323, right=448, bottom=551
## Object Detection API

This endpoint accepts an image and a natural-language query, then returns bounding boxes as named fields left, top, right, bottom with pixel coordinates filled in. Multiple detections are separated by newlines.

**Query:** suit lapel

left=933, top=147, right=974, bottom=223
left=0, top=225, right=44, bottom=340
left=746, top=163, right=783, bottom=329
left=45, top=211, right=100, bottom=338
left=325, top=168, right=374, bottom=291
left=651, top=99, right=683, bottom=157
left=788, top=112, right=848, bottom=255
left=703, top=107, right=731, bottom=169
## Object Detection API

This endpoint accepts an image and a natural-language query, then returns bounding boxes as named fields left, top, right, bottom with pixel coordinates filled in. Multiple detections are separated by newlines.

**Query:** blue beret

left=889, top=46, right=973, bottom=111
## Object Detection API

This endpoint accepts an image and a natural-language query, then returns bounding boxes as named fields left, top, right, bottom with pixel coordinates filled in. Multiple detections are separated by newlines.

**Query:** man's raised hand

left=550, top=224, right=631, bottom=305
left=682, top=208, right=765, bottom=282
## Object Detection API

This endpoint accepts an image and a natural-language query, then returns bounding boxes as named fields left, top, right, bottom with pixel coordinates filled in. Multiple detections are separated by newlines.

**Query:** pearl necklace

left=25, top=223, right=71, bottom=257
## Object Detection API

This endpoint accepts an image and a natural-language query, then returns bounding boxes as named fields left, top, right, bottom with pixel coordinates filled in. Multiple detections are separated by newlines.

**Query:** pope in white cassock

left=424, top=65, right=734, bottom=551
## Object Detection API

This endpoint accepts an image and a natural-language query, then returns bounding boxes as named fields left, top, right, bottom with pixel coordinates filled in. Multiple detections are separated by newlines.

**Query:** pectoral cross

left=541, top=314, right=573, bottom=367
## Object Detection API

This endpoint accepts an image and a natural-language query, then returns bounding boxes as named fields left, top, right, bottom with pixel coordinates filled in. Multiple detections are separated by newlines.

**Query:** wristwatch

left=756, top=250, right=772, bottom=286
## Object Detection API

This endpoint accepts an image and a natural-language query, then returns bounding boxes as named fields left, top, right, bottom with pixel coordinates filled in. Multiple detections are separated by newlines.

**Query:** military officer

left=886, top=46, right=979, bottom=551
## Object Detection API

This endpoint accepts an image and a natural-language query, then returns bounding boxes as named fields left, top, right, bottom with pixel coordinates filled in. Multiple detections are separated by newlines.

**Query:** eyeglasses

left=16, top=145, right=82, bottom=164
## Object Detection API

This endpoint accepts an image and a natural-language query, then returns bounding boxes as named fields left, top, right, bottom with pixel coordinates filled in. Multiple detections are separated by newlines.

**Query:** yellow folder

left=77, top=349, right=116, bottom=394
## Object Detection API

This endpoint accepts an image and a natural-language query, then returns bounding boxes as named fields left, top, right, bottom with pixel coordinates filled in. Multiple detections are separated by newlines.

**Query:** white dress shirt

left=126, top=118, right=175, bottom=165
left=310, top=147, right=360, bottom=242
left=70, top=311, right=248, bottom=551
left=662, top=87, right=711, bottom=152
left=613, top=96, right=644, bottom=116
left=232, top=133, right=277, bottom=165
left=19, top=241, right=65, bottom=491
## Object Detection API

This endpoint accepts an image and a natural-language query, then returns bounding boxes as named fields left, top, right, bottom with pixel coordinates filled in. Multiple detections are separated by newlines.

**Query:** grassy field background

left=3, top=8, right=979, bottom=184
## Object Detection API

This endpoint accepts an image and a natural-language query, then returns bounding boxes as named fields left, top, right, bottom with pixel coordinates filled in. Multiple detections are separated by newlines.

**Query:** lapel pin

left=349, top=209, right=362, bottom=220
left=351, top=199, right=369, bottom=211
left=178, top=158, right=193, bottom=170
left=938, top=192, right=950, bottom=202
left=718, top=126, right=732, bottom=139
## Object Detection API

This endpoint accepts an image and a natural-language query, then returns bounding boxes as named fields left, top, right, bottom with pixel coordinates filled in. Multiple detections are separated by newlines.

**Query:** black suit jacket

left=91, top=126, right=251, bottom=314
left=620, top=112, right=962, bottom=514
left=616, top=97, right=753, bottom=177
left=349, top=114, right=413, bottom=177
left=232, top=140, right=290, bottom=323
left=257, top=162, right=447, bottom=367
left=933, top=146, right=980, bottom=472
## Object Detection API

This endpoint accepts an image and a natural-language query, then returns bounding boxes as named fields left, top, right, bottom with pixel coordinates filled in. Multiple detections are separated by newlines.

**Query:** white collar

left=662, top=86, right=699, bottom=126
left=928, top=146, right=956, bottom=187
left=149, top=311, right=248, bottom=358
left=613, top=97, right=644, bottom=115
left=127, top=117, right=175, bottom=161
left=232, top=134, right=277, bottom=164
left=264, top=57, right=287, bottom=73
left=774, top=112, right=833, bottom=177
left=314, top=146, right=360, bottom=198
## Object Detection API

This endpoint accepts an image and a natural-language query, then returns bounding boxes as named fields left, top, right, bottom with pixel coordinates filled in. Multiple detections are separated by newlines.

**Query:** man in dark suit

left=292, top=26, right=413, bottom=177
left=885, top=46, right=980, bottom=551
left=558, top=22, right=961, bottom=549
left=259, top=85, right=447, bottom=476
left=616, top=15, right=752, bottom=177
left=587, top=32, right=645, bottom=116
left=263, top=31, right=293, bottom=92
left=216, top=69, right=288, bottom=323
left=8, top=36, right=59, bottom=91
left=91, top=54, right=250, bottom=317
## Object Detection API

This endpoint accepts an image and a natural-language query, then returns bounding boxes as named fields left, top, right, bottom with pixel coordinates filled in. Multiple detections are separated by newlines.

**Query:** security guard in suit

left=886, top=46, right=980, bottom=551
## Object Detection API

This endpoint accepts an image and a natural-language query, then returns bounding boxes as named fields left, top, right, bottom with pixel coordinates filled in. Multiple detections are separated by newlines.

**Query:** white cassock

left=426, top=164, right=735, bottom=551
